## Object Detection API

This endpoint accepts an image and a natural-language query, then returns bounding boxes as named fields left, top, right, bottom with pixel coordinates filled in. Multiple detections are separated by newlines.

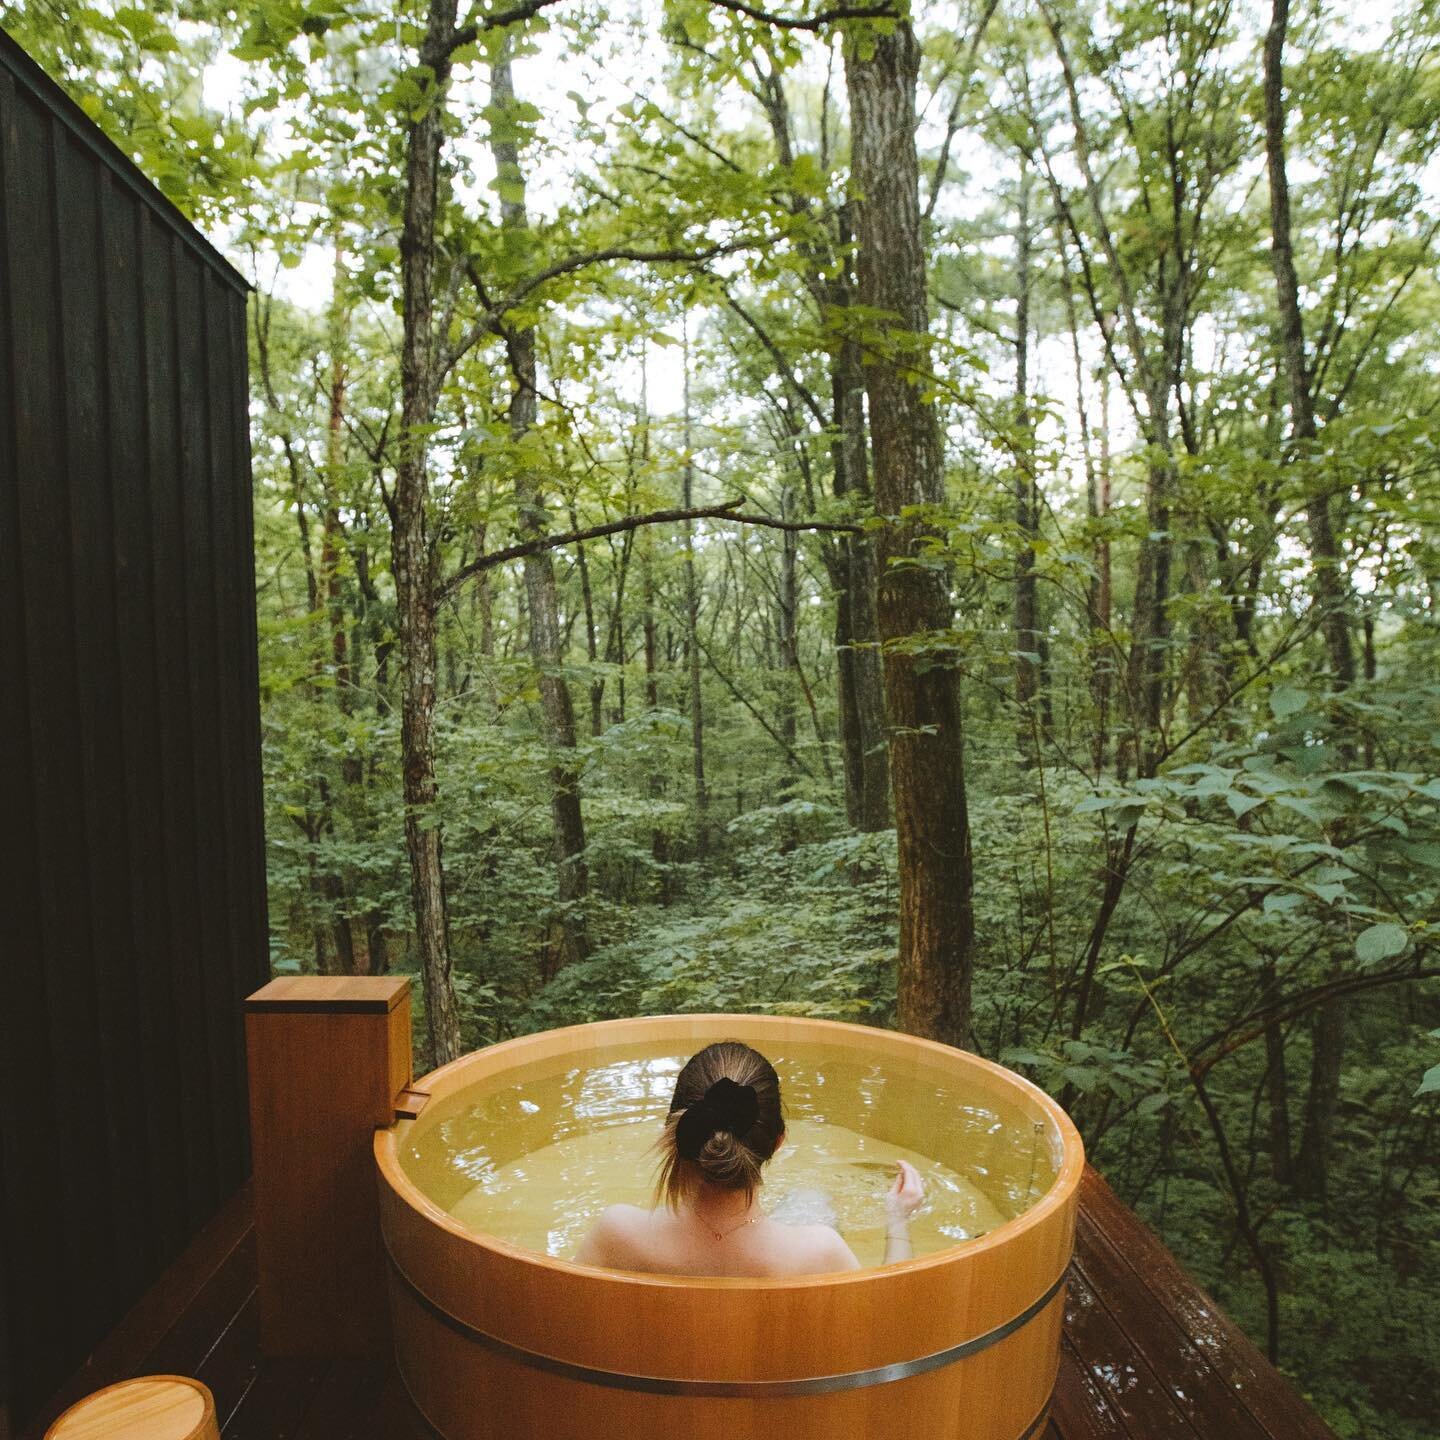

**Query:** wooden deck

left=23, top=1167, right=1335, bottom=1440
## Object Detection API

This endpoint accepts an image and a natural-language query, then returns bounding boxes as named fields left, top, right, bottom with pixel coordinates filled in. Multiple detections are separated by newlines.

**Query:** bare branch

left=440, top=500, right=860, bottom=598
left=704, top=0, right=900, bottom=31
left=447, top=0, right=565, bottom=53
left=1193, top=961, right=1440, bottom=1078
left=923, top=0, right=1001, bottom=222
left=449, top=240, right=762, bottom=371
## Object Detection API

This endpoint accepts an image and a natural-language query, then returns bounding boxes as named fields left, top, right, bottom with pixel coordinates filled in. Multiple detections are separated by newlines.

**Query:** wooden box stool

left=43, top=1376, right=218, bottom=1440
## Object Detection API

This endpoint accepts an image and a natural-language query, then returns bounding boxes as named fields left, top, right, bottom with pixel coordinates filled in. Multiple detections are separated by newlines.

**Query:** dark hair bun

left=657, top=1042, right=783, bottom=1205
left=675, top=1076, right=760, bottom=1160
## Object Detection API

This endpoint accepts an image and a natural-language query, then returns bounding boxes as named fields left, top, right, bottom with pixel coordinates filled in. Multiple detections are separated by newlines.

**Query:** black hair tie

left=674, top=1076, right=760, bottom=1160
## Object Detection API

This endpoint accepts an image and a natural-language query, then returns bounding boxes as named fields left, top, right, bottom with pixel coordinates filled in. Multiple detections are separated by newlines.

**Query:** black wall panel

left=0, top=29, right=267, bottom=1428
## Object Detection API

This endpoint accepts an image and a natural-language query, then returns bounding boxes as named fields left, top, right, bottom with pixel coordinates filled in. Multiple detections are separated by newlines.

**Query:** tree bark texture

left=829, top=210, right=890, bottom=833
left=394, top=0, right=464, bottom=1064
left=846, top=20, right=975, bottom=1045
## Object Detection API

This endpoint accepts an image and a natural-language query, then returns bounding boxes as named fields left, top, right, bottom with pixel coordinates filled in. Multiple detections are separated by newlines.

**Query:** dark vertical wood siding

left=0, top=31, right=266, bottom=1428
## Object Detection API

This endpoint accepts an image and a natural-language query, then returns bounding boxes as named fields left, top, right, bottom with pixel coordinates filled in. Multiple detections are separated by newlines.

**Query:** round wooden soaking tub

left=374, top=1014, right=1083, bottom=1440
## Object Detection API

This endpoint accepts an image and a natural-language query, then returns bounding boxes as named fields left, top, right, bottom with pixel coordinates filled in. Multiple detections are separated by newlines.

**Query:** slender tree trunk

left=846, top=20, right=975, bottom=1045
left=323, top=243, right=371, bottom=971
left=636, top=359, right=670, bottom=890
left=602, top=532, right=632, bottom=727
left=827, top=212, right=890, bottom=836
left=1265, top=0, right=1355, bottom=1200
left=490, top=43, right=590, bottom=975
left=1121, top=440, right=1174, bottom=780
left=324, top=237, right=352, bottom=714
left=568, top=499, right=605, bottom=737
left=681, top=318, right=709, bottom=857
left=1093, top=378, right=1114, bottom=770
left=1295, top=1003, right=1345, bottom=1204
left=1261, top=956, right=1294, bottom=1188
left=1013, top=161, right=1045, bottom=765
left=1264, top=0, right=1356, bottom=693
left=1045, top=8, right=1173, bottom=779
left=1183, top=536, right=1225, bottom=720
left=393, top=0, right=463, bottom=1065
left=1061, top=241, right=1111, bottom=773
left=778, top=486, right=800, bottom=796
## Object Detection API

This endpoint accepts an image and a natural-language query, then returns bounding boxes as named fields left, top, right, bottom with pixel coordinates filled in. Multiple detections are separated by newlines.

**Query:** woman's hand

left=884, top=1160, right=925, bottom=1223
left=881, top=1161, right=924, bottom=1265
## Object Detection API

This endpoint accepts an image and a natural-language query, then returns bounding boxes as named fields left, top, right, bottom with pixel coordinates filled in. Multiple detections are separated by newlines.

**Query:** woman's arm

left=882, top=1161, right=925, bottom=1265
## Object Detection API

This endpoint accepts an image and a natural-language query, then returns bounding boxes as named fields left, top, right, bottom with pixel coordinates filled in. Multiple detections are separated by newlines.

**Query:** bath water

left=402, top=1045, right=1058, bottom=1267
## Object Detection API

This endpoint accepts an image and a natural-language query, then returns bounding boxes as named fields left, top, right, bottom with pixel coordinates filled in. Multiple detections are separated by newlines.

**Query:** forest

left=6, top=0, right=1438, bottom=1432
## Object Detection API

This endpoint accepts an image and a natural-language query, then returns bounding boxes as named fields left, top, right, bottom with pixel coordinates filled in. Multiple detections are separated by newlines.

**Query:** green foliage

left=15, top=0, right=1439, bottom=1433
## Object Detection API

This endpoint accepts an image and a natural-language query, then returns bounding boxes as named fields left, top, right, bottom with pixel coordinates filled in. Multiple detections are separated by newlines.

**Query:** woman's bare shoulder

left=575, top=1203, right=655, bottom=1267
left=770, top=1222, right=862, bottom=1275
left=602, top=1203, right=655, bottom=1233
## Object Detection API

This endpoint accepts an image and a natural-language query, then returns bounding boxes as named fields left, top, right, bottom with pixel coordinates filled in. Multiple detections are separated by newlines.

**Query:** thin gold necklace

left=701, top=1210, right=759, bottom=1241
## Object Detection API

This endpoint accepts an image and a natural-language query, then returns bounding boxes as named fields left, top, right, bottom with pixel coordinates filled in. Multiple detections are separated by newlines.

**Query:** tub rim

left=374, top=1012, right=1084, bottom=1292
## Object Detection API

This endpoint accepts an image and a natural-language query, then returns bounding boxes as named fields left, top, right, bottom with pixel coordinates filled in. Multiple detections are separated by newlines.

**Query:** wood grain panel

left=245, top=979, right=414, bottom=1357
left=0, top=30, right=260, bottom=1427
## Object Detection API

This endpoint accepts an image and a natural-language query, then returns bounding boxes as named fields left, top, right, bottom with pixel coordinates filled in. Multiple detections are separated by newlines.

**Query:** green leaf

left=1270, top=685, right=1307, bottom=719
left=1263, top=892, right=1303, bottom=915
left=1227, top=792, right=1264, bottom=818
left=1355, top=922, right=1408, bottom=964
left=1417, top=1064, right=1440, bottom=1097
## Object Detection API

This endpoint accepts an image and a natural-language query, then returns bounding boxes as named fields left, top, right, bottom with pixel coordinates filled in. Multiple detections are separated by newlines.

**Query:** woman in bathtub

left=575, top=1039, right=924, bottom=1277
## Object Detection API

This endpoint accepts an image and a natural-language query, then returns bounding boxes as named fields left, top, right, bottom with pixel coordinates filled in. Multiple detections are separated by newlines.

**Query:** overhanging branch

left=439, top=500, right=860, bottom=599
left=705, top=0, right=900, bottom=30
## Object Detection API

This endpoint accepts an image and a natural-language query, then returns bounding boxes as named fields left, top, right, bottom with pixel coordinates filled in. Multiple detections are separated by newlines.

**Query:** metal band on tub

left=384, top=1241, right=1068, bottom=1398
left=395, top=1352, right=1055, bottom=1440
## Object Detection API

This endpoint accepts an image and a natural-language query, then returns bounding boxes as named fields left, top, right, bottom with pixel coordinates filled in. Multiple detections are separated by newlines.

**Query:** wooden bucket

left=374, top=1014, right=1083, bottom=1440
left=43, top=1376, right=218, bottom=1440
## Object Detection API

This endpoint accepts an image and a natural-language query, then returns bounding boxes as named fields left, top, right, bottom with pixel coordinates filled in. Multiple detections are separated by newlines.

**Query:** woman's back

left=577, top=1200, right=858, bottom=1278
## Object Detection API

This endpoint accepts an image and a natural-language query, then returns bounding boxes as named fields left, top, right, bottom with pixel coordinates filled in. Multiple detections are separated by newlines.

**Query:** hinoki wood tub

left=374, top=1015, right=1083, bottom=1440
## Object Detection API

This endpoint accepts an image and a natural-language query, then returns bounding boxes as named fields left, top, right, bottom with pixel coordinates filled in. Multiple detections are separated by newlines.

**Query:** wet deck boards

left=23, top=1166, right=1334, bottom=1440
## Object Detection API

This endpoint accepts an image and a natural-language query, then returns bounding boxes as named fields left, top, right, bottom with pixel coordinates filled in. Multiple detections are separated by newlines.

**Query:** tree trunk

left=1060, top=238, right=1111, bottom=774
left=778, top=485, right=800, bottom=801
left=641, top=529, right=671, bottom=893
left=1261, top=957, right=1294, bottom=1188
left=830, top=317, right=890, bottom=832
left=1295, top=998, right=1345, bottom=1203
left=490, top=43, right=590, bottom=976
left=1121, top=441, right=1173, bottom=779
left=1013, top=161, right=1044, bottom=765
left=1264, top=0, right=1356, bottom=692
left=393, top=0, right=463, bottom=1065
left=1265, top=0, right=1354, bottom=1201
left=680, top=318, right=710, bottom=858
left=324, top=236, right=352, bottom=716
left=846, top=20, right=975, bottom=1045
left=1094, top=375, right=1113, bottom=771
left=568, top=499, right=605, bottom=738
